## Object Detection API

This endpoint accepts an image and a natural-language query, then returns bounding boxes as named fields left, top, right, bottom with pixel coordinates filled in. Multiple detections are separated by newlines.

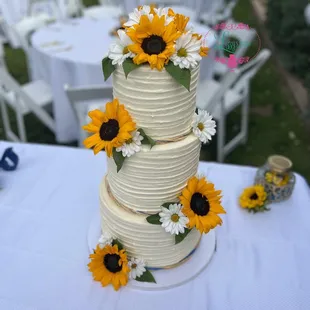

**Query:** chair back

left=57, top=0, right=82, bottom=18
left=0, top=67, right=55, bottom=132
left=64, top=84, right=113, bottom=146
left=27, top=0, right=62, bottom=19
left=232, top=49, right=271, bottom=93
left=204, top=49, right=271, bottom=113
left=217, top=19, right=257, bottom=60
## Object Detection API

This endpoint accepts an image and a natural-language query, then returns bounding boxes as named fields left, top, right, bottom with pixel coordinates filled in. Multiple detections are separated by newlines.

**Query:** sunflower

left=174, top=13, right=190, bottom=33
left=179, top=176, right=226, bottom=234
left=239, top=185, right=267, bottom=210
left=83, top=99, right=136, bottom=157
left=127, top=14, right=180, bottom=70
left=88, top=244, right=130, bottom=291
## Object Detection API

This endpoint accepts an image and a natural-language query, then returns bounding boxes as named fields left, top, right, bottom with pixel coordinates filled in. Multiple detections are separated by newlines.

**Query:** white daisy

left=128, top=257, right=146, bottom=279
left=192, top=109, right=216, bottom=143
left=124, top=6, right=153, bottom=27
left=159, top=203, right=188, bottom=235
left=171, top=32, right=202, bottom=69
left=116, top=130, right=144, bottom=158
left=108, top=29, right=134, bottom=66
left=98, top=231, right=114, bottom=248
left=153, top=7, right=174, bottom=25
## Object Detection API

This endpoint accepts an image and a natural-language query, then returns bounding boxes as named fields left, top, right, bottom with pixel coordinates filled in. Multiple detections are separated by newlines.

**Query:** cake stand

left=88, top=212, right=216, bottom=291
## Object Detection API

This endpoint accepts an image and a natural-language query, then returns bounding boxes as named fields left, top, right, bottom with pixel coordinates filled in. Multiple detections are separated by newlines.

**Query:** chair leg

left=16, top=108, right=27, bottom=142
left=217, top=114, right=226, bottom=163
left=0, top=99, right=12, bottom=140
left=241, top=90, right=250, bottom=145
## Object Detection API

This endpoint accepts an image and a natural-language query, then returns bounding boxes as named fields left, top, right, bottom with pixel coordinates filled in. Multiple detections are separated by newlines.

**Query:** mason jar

left=254, top=155, right=296, bottom=203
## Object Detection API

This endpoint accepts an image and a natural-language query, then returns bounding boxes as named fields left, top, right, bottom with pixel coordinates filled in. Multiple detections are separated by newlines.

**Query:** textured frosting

left=113, top=65, right=200, bottom=140
left=106, top=134, right=201, bottom=213
left=100, top=178, right=201, bottom=268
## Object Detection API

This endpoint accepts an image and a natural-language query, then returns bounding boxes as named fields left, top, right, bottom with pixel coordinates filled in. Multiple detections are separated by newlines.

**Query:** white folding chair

left=80, top=0, right=123, bottom=20
left=64, top=84, right=113, bottom=147
left=57, top=0, right=82, bottom=19
left=0, top=67, right=55, bottom=142
left=27, top=0, right=62, bottom=20
left=196, top=49, right=271, bottom=162
left=213, top=19, right=257, bottom=78
left=200, top=0, right=238, bottom=27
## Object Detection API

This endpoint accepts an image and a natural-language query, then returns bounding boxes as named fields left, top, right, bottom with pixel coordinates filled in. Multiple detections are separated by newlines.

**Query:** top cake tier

left=113, top=65, right=200, bottom=141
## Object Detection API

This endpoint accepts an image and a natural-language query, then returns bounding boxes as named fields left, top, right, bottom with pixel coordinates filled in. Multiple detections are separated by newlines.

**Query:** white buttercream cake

left=100, top=65, right=202, bottom=268
left=85, top=6, right=225, bottom=289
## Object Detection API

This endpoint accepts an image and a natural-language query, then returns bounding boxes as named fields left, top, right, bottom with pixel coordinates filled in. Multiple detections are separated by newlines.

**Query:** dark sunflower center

left=141, top=35, right=167, bottom=55
left=99, top=119, right=119, bottom=141
left=190, top=193, right=210, bottom=216
left=250, top=193, right=258, bottom=200
left=103, top=254, right=122, bottom=273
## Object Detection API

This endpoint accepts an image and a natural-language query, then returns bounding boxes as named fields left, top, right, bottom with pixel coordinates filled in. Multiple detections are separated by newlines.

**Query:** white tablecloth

left=30, top=17, right=216, bottom=143
left=1, top=140, right=310, bottom=310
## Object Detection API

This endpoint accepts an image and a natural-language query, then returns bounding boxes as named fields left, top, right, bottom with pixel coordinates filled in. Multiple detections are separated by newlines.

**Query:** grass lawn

left=1, top=0, right=310, bottom=183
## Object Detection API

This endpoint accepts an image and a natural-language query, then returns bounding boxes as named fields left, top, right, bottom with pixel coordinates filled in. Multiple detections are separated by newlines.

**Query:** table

left=1, top=140, right=310, bottom=310
left=30, top=17, right=216, bottom=143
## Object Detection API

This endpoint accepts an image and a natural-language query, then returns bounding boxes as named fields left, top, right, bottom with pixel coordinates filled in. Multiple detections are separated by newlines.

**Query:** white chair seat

left=83, top=5, right=123, bottom=19
left=196, top=79, right=243, bottom=119
left=5, top=80, right=52, bottom=115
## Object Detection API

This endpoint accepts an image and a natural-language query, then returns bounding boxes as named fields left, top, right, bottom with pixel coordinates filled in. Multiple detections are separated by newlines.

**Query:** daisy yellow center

left=177, top=47, right=188, bottom=57
left=141, top=35, right=167, bottom=55
left=171, top=214, right=180, bottom=223
left=104, top=254, right=122, bottom=273
left=123, top=46, right=129, bottom=55
left=250, top=193, right=258, bottom=200
left=131, top=263, right=137, bottom=269
left=126, top=138, right=133, bottom=144
left=190, top=193, right=210, bottom=216
left=198, top=122, right=204, bottom=131
left=99, top=119, right=119, bottom=141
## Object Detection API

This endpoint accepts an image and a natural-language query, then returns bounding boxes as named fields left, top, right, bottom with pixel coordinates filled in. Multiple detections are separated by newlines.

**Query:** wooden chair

left=196, top=49, right=271, bottom=162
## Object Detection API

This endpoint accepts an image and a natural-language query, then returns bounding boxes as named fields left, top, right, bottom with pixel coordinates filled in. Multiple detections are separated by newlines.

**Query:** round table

left=30, top=17, right=216, bottom=143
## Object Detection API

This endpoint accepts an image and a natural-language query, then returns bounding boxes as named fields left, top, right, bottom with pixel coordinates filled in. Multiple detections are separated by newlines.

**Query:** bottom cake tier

left=99, top=178, right=201, bottom=268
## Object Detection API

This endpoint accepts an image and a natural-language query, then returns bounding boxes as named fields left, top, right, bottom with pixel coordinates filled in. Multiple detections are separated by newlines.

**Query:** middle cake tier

left=106, top=134, right=201, bottom=213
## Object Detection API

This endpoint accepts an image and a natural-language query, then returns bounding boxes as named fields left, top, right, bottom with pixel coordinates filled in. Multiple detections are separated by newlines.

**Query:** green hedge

left=266, top=0, right=310, bottom=88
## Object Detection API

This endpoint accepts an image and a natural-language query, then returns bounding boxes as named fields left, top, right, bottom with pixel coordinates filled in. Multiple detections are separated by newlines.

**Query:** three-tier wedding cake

left=84, top=5, right=226, bottom=291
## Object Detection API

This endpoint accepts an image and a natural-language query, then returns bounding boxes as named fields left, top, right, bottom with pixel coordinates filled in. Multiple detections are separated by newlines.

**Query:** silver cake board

left=88, top=212, right=216, bottom=291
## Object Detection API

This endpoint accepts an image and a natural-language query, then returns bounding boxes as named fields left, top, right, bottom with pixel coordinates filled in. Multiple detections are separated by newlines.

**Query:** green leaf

left=146, top=214, right=161, bottom=225
left=175, top=228, right=191, bottom=245
left=138, top=128, right=156, bottom=149
left=135, top=269, right=156, bottom=283
left=161, top=202, right=178, bottom=209
left=102, top=57, right=115, bottom=81
left=122, top=59, right=140, bottom=78
left=112, top=239, right=124, bottom=251
left=165, top=61, right=191, bottom=91
left=112, top=148, right=126, bottom=173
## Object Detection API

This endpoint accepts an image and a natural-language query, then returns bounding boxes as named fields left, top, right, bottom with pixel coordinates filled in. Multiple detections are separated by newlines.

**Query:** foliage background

left=266, top=0, right=310, bottom=89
